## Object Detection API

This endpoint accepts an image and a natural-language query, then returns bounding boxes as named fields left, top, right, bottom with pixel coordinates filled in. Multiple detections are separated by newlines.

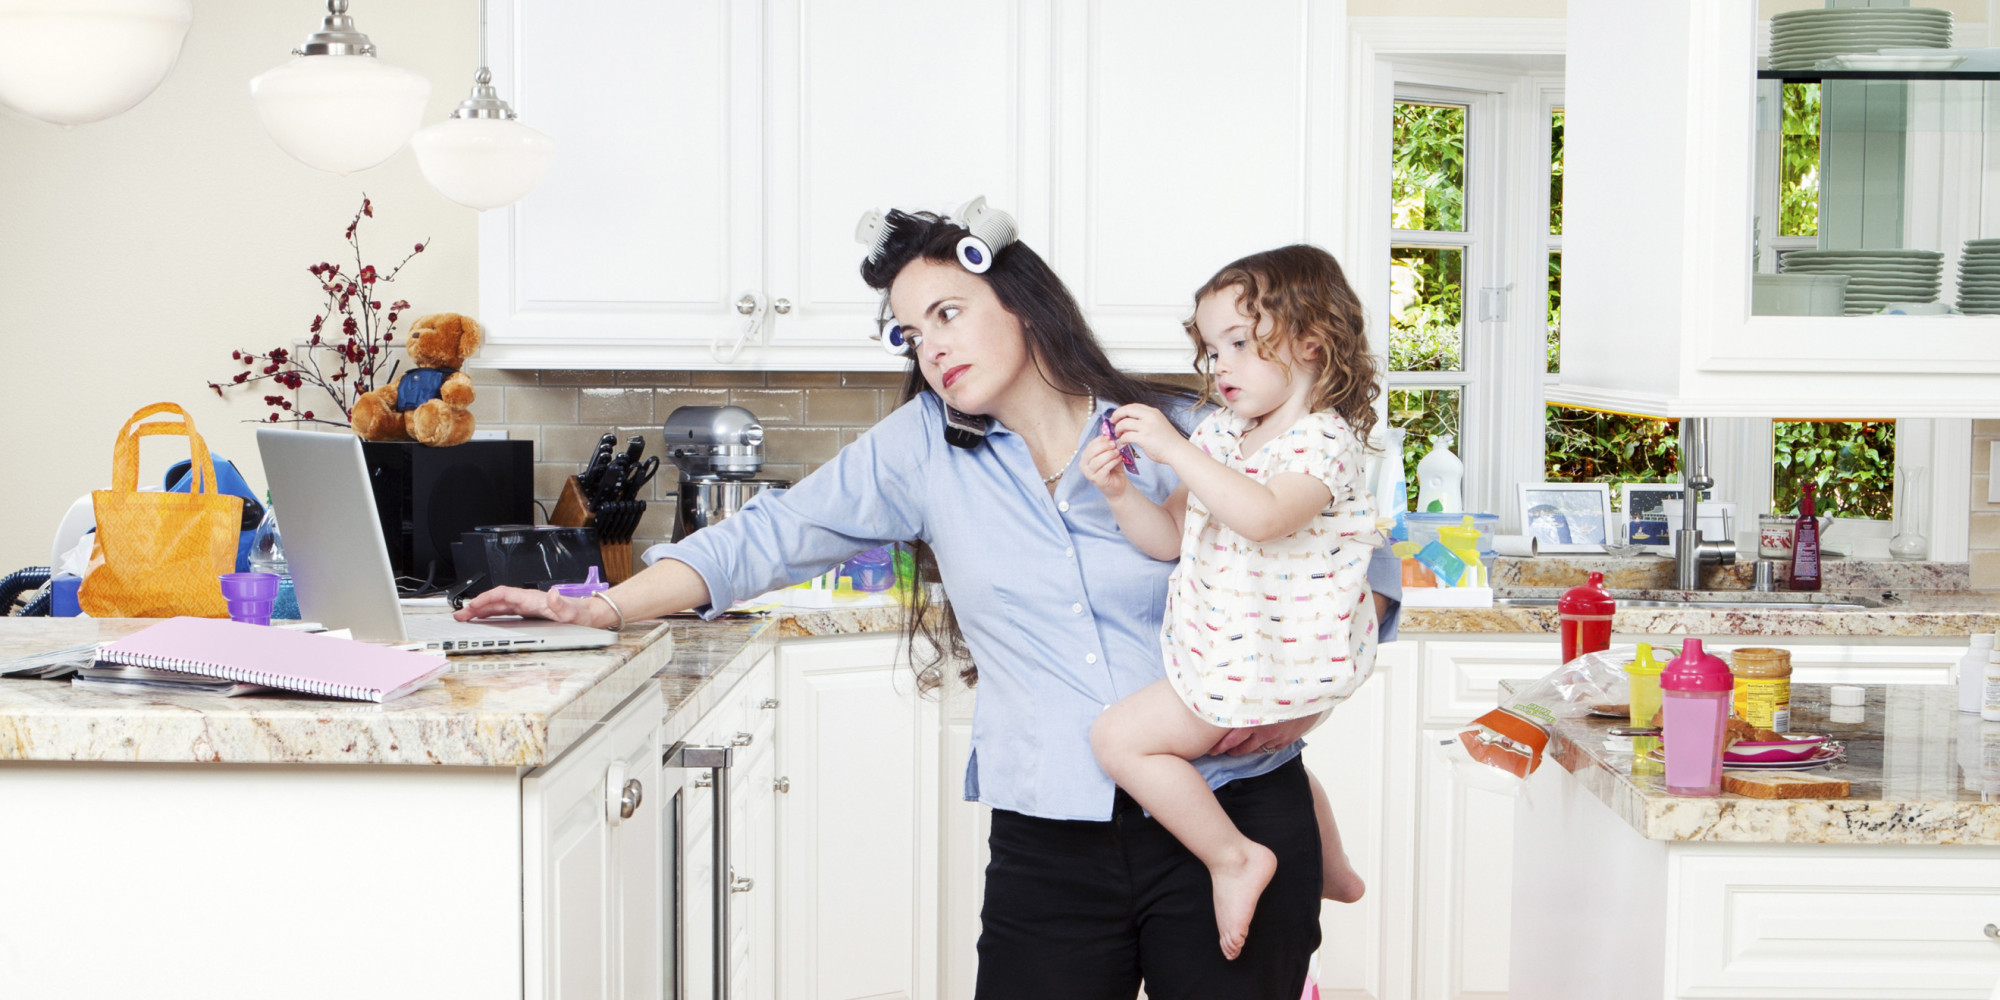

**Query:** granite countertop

left=0, top=605, right=910, bottom=768
left=1524, top=681, right=2000, bottom=845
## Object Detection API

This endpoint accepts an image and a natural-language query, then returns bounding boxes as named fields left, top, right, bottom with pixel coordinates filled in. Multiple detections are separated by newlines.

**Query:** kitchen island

left=1509, top=681, right=2000, bottom=999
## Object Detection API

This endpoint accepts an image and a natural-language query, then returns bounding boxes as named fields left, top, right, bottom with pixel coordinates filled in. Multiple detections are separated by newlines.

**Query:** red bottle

left=1789, top=483, right=1822, bottom=592
left=1558, top=570, right=1617, bottom=664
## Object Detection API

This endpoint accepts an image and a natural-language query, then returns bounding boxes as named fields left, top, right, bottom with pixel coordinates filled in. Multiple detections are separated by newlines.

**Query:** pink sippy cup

left=1658, top=638, right=1735, bottom=796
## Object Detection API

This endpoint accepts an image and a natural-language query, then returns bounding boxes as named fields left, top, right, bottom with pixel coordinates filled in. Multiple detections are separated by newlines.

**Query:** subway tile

left=1980, top=438, right=1997, bottom=477
left=804, top=388, right=881, bottom=425
left=655, top=388, right=732, bottom=419
left=1977, top=475, right=1996, bottom=512
left=1974, top=550, right=2000, bottom=590
left=474, top=368, right=540, bottom=386
left=617, top=370, right=693, bottom=387
left=729, top=389, right=804, bottom=424
left=839, top=428, right=866, bottom=448
left=1974, top=513, right=2000, bottom=549
left=759, top=463, right=807, bottom=487
left=507, top=386, right=579, bottom=424
left=762, top=427, right=841, bottom=465
left=466, top=387, right=504, bottom=424
left=539, top=369, right=619, bottom=387
left=542, top=424, right=612, bottom=464
left=691, top=370, right=767, bottom=387
left=1977, top=420, right=2000, bottom=438
left=533, top=462, right=573, bottom=501
left=842, top=370, right=908, bottom=388
left=767, top=371, right=844, bottom=387
left=635, top=502, right=677, bottom=541
left=580, top=387, right=655, bottom=426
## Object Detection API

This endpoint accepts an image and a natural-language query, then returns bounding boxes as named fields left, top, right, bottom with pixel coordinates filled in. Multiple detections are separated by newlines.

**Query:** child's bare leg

left=1091, top=680, right=1277, bottom=961
left=1306, top=768, right=1365, bottom=903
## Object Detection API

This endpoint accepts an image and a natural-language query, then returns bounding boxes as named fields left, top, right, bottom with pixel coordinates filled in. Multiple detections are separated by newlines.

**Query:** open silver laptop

left=256, top=428, right=618, bottom=655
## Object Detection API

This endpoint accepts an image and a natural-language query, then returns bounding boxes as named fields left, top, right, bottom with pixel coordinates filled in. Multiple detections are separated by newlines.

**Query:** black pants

left=974, top=756, right=1322, bottom=1000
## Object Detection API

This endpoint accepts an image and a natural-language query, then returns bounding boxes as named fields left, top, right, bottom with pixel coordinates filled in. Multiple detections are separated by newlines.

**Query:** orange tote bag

left=77, top=403, right=243, bottom=618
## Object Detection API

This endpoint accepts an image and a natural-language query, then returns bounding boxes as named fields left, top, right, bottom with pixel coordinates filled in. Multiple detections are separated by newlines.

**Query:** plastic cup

left=220, top=572, right=280, bottom=626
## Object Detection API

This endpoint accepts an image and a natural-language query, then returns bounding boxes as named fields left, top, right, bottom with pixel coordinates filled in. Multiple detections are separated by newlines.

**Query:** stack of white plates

left=1957, top=239, right=2000, bottom=314
left=1778, top=249, right=1942, bottom=314
left=1770, top=7, right=1952, bottom=69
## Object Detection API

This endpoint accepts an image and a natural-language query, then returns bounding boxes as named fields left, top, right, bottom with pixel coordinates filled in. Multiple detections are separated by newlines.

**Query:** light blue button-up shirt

left=647, top=392, right=1402, bottom=821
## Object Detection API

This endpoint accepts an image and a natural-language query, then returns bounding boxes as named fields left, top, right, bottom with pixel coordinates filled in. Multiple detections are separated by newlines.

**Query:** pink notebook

left=97, top=617, right=450, bottom=703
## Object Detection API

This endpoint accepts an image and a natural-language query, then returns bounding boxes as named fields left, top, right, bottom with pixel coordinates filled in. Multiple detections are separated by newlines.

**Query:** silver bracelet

left=590, top=591, right=626, bottom=632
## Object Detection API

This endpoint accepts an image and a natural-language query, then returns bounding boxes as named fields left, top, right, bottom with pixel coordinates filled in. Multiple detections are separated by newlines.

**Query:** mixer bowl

left=675, top=477, right=789, bottom=540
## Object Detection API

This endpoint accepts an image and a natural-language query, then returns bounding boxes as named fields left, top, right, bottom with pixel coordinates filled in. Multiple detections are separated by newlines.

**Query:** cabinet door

left=759, top=0, right=1045, bottom=359
left=523, top=681, right=665, bottom=1000
left=479, top=0, right=764, bottom=367
left=680, top=653, right=775, bottom=1000
left=1050, top=0, right=1338, bottom=371
left=778, top=635, right=940, bottom=1000
left=730, top=726, right=778, bottom=1000
left=940, top=673, right=988, bottom=1000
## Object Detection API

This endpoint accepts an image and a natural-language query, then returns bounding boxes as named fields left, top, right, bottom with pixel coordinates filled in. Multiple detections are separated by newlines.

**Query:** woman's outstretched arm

left=454, top=557, right=711, bottom=626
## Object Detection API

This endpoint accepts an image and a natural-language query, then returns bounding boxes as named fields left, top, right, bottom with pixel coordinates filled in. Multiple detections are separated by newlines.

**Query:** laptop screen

left=255, top=428, right=411, bottom=643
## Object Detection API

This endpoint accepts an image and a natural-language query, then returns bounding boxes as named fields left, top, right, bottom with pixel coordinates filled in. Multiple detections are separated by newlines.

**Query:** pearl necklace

left=1039, top=395, right=1096, bottom=485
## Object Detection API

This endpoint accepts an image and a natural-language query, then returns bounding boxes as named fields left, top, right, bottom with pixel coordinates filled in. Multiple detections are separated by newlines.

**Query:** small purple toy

left=1098, top=413, right=1139, bottom=473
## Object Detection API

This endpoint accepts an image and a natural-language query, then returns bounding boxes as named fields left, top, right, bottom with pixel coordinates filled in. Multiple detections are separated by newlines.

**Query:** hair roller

left=952, top=196, right=1018, bottom=274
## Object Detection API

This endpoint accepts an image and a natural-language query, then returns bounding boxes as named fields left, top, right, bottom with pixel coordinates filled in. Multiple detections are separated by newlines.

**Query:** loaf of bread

left=1721, top=771, right=1850, bottom=799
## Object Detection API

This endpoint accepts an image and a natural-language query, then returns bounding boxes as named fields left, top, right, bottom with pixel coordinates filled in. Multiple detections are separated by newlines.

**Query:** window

left=1388, top=97, right=1470, bottom=509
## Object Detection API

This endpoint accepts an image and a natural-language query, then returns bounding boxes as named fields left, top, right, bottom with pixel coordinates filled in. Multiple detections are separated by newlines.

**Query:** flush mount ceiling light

left=248, top=0, right=430, bottom=176
left=411, top=0, right=554, bottom=211
left=0, top=0, right=194, bottom=127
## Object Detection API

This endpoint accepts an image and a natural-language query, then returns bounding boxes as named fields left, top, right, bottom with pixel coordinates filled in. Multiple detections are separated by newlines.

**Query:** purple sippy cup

left=1658, top=638, right=1735, bottom=796
left=550, top=566, right=609, bottom=599
left=219, top=572, right=281, bottom=626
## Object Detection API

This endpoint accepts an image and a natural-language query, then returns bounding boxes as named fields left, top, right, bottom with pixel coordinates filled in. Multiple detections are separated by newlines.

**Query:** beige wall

left=0, top=0, right=479, bottom=572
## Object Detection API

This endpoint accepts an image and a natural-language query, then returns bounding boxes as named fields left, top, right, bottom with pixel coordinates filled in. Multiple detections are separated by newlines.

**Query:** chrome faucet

left=1675, top=417, right=1736, bottom=590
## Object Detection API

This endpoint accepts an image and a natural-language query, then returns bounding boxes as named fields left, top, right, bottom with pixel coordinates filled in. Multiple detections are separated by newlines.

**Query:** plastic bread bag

left=1430, top=646, right=1638, bottom=796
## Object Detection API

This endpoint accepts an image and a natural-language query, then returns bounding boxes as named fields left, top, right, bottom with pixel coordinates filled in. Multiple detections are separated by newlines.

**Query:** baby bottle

left=1624, top=642, right=1667, bottom=729
left=1557, top=571, right=1615, bottom=664
left=1659, top=638, right=1735, bottom=796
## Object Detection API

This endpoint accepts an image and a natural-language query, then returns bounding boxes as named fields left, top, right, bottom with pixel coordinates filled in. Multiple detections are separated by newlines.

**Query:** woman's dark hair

left=860, top=209, right=1196, bottom=694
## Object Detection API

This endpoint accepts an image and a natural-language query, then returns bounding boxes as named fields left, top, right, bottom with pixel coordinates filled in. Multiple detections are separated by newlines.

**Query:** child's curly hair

left=1183, top=244, right=1380, bottom=444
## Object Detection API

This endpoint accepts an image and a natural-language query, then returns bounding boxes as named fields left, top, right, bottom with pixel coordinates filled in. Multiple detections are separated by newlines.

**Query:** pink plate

left=1724, top=733, right=1828, bottom=763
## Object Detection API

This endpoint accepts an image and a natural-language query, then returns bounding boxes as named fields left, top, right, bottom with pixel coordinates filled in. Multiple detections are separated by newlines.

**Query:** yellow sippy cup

left=1437, top=515, right=1486, bottom=587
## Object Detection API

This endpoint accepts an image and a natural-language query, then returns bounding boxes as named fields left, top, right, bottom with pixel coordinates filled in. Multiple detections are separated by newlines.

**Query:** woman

left=457, top=208, right=1401, bottom=998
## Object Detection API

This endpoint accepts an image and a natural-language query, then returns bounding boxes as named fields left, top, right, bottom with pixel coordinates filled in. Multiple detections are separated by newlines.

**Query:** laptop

left=256, top=428, right=618, bottom=655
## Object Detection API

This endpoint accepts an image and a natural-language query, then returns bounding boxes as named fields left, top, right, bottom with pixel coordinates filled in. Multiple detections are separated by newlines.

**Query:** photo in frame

left=1518, top=483, right=1614, bottom=553
left=1620, top=483, right=1713, bottom=549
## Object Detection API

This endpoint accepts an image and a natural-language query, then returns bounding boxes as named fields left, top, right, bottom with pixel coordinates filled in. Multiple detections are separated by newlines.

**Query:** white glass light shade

left=249, top=54, right=430, bottom=175
left=0, top=0, right=193, bottom=126
left=413, top=116, right=555, bottom=211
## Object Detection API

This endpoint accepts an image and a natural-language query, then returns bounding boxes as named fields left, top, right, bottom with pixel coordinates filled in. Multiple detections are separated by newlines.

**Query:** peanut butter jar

left=1729, top=647, right=1792, bottom=733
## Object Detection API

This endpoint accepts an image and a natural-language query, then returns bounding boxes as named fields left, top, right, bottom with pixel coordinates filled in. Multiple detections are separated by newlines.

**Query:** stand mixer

left=662, top=405, right=791, bottom=540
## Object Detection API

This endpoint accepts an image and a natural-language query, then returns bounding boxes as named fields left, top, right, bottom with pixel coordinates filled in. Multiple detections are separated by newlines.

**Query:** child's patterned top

left=1162, top=409, right=1385, bottom=727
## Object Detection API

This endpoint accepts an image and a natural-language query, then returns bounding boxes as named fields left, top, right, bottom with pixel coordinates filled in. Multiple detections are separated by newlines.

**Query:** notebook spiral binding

left=100, top=649, right=377, bottom=701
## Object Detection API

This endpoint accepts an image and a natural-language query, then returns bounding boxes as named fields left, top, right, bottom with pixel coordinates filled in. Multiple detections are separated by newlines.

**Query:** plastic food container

left=1404, top=512, right=1498, bottom=559
left=843, top=547, right=896, bottom=592
left=1557, top=571, right=1616, bottom=665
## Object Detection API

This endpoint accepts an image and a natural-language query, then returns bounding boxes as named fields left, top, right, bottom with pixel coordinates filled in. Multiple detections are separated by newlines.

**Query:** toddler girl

left=1082, top=244, right=1383, bottom=961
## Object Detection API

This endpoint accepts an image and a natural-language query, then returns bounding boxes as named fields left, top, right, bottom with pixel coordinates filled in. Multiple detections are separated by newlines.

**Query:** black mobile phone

left=943, top=404, right=990, bottom=449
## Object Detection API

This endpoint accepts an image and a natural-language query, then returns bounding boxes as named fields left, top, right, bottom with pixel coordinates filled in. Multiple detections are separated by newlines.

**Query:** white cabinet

left=1559, top=0, right=2000, bottom=418
left=478, top=0, right=1345, bottom=372
left=678, top=652, right=779, bottom=1000
left=777, top=635, right=942, bottom=999
left=523, top=680, right=664, bottom=1000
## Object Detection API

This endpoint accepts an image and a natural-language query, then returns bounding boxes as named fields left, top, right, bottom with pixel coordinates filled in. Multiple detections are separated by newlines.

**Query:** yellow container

left=1625, top=642, right=1668, bottom=728
left=1730, top=647, right=1792, bottom=732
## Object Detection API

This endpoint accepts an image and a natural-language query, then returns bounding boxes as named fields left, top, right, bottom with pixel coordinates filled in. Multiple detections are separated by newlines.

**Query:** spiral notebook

left=97, top=617, right=450, bottom=703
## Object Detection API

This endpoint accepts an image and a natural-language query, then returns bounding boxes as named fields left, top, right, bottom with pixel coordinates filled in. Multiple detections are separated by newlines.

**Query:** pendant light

left=248, top=0, right=430, bottom=176
left=0, top=0, right=193, bottom=127
left=411, top=0, right=554, bottom=211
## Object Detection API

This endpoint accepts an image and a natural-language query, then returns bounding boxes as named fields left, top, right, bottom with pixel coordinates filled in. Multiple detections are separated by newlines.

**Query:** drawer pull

left=774, top=776, right=790, bottom=793
left=619, top=779, right=643, bottom=820
left=1986, top=923, right=2000, bottom=941
left=730, top=731, right=754, bottom=747
left=758, top=697, right=779, bottom=710
left=729, top=868, right=754, bottom=893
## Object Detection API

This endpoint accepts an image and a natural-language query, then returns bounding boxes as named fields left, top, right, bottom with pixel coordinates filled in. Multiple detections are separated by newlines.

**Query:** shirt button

left=1058, top=501, right=1070, bottom=512
left=1065, top=547, right=1075, bottom=558
left=1086, top=654, right=1098, bottom=664
left=1071, top=603, right=1083, bottom=614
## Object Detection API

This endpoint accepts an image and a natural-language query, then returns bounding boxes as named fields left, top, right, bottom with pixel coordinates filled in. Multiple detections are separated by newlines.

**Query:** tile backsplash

left=1974, top=420, right=2000, bottom=588
left=472, top=369, right=911, bottom=568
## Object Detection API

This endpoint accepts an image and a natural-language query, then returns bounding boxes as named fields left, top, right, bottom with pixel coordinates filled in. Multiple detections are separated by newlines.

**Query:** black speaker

left=361, top=440, right=535, bottom=586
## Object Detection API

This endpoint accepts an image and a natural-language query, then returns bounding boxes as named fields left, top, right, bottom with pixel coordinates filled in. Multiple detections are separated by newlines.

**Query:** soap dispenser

left=1415, top=433, right=1463, bottom=514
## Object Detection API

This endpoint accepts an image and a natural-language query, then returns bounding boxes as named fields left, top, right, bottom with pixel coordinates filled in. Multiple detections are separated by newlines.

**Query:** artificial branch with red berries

left=208, top=195, right=429, bottom=426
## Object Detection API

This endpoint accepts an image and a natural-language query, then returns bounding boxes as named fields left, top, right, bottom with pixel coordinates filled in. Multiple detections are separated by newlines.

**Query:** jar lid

left=1729, top=647, right=1792, bottom=674
left=1558, top=570, right=1616, bottom=615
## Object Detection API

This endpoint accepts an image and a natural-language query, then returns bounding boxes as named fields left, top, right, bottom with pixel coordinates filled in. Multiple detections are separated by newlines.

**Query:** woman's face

left=888, top=258, right=1035, bottom=416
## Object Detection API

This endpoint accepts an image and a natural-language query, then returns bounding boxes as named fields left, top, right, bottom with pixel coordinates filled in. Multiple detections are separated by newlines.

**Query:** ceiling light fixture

left=411, top=0, right=554, bottom=211
left=248, top=0, right=430, bottom=176
left=0, top=0, right=194, bottom=127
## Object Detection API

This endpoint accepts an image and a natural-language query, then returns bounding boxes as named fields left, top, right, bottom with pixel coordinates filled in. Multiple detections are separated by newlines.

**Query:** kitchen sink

left=1491, top=595, right=1884, bottom=612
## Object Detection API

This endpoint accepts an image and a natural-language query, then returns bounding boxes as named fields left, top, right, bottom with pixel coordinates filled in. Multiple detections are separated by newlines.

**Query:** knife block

left=549, top=476, right=634, bottom=585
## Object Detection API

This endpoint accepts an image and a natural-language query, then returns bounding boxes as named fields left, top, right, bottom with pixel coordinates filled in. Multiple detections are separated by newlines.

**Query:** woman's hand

left=1209, top=713, right=1319, bottom=756
left=453, top=584, right=611, bottom=628
left=1109, top=404, right=1189, bottom=468
left=1079, top=437, right=1131, bottom=500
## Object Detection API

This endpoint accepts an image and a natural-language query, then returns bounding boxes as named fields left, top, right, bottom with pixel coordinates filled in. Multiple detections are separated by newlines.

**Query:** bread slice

left=1722, top=770, right=1850, bottom=799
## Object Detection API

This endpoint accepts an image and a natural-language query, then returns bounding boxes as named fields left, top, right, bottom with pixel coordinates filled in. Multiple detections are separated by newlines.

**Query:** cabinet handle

left=1986, top=923, right=2000, bottom=940
left=735, top=294, right=760, bottom=315
left=604, top=760, right=629, bottom=826
left=619, top=778, right=643, bottom=820
left=758, top=697, right=779, bottom=710
left=774, top=776, right=790, bottom=793
left=731, top=731, right=754, bottom=747
left=693, top=772, right=713, bottom=788
left=772, top=298, right=791, bottom=314
left=664, top=742, right=736, bottom=1000
left=729, top=867, right=754, bottom=893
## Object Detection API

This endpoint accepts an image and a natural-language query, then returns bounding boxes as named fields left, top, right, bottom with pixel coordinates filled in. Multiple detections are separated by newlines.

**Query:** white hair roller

left=856, top=208, right=894, bottom=264
left=953, top=196, right=1018, bottom=274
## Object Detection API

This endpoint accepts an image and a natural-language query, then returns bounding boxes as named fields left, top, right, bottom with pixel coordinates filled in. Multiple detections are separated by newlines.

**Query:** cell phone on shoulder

left=943, top=404, right=990, bottom=449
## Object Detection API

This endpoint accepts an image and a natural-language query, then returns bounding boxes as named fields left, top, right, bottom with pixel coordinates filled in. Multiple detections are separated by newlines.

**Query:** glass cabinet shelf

left=1759, top=69, right=2000, bottom=82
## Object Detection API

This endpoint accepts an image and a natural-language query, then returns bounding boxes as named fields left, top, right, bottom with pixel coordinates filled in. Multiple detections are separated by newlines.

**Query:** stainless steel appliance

left=663, top=405, right=790, bottom=540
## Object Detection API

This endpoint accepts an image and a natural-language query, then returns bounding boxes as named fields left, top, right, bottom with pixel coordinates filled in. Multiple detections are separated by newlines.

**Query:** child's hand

left=1080, top=437, right=1131, bottom=500
left=1108, top=404, right=1187, bottom=467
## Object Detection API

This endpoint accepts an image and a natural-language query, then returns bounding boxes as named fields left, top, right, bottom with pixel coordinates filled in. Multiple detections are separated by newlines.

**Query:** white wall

left=0, top=0, right=479, bottom=573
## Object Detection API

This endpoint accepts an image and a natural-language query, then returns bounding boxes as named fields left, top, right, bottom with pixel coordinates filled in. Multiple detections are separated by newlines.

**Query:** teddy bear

left=350, top=312, right=482, bottom=447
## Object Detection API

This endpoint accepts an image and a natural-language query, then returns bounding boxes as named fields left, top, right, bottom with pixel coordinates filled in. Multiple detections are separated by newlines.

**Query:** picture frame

left=1518, top=483, right=1614, bottom=553
left=1619, top=483, right=1713, bottom=549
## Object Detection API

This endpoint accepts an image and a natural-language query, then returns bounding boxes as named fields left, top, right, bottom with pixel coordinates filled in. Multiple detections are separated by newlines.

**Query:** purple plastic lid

left=550, top=566, right=608, bottom=599
left=1659, top=637, right=1735, bottom=692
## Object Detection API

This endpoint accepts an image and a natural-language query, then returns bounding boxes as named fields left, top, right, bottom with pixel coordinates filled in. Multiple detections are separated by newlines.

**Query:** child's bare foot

left=1211, top=841, right=1278, bottom=960
left=1323, top=851, right=1365, bottom=904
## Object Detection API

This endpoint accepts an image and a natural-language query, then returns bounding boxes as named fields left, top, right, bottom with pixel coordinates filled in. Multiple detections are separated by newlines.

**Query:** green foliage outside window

left=1393, top=103, right=1466, bottom=232
left=1544, top=406, right=1679, bottom=507
left=1772, top=421, right=1893, bottom=519
left=1549, top=109, right=1564, bottom=235
left=1389, top=389, right=1460, bottom=511
left=1781, top=84, right=1819, bottom=238
left=1390, top=247, right=1463, bottom=372
left=1546, top=252, right=1562, bottom=374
